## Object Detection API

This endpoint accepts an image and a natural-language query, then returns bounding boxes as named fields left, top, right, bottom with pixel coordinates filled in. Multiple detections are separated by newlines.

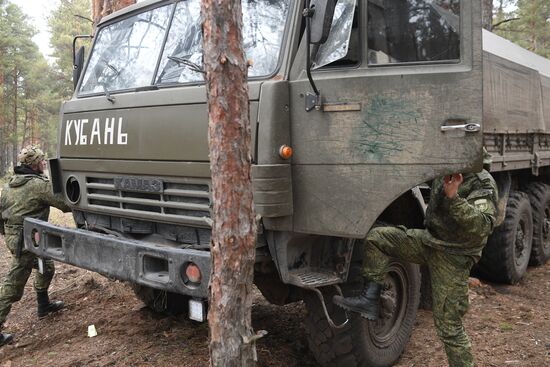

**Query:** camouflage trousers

left=364, top=226, right=475, bottom=367
left=0, top=230, right=55, bottom=327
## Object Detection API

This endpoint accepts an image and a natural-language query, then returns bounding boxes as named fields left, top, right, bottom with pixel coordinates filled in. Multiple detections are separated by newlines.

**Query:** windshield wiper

left=167, top=55, right=206, bottom=75
left=103, top=60, right=120, bottom=76
left=100, top=83, right=115, bottom=104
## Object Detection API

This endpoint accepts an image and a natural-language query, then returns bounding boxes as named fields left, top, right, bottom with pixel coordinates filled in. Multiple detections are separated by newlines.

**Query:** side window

left=312, top=0, right=359, bottom=69
left=367, top=0, right=460, bottom=65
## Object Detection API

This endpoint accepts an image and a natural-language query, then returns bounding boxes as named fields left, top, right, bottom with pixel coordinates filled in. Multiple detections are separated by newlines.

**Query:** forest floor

left=0, top=210, right=549, bottom=367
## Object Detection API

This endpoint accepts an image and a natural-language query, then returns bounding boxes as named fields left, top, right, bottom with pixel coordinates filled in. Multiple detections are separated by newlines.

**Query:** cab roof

left=99, top=0, right=166, bottom=26
left=483, top=30, right=550, bottom=78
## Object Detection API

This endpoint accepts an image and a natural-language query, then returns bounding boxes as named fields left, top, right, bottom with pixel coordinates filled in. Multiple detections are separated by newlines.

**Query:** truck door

left=288, top=0, right=482, bottom=237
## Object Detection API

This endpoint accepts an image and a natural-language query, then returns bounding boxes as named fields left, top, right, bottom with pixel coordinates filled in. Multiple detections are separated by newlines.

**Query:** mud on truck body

left=23, top=0, right=550, bottom=365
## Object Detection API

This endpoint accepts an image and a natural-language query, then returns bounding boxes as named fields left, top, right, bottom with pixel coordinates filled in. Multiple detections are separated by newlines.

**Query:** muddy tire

left=526, top=183, right=550, bottom=265
left=303, top=260, right=420, bottom=367
left=477, top=191, right=533, bottom=284
left=131, top=284, right=188, bottom=315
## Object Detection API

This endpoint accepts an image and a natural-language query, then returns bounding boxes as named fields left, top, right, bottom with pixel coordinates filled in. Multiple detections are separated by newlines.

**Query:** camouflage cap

left=18, top=145, right=45, bottom=166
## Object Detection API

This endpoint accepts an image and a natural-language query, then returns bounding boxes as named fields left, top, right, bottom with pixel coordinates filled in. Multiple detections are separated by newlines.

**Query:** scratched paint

left=352, top=95, right=424, bottom=162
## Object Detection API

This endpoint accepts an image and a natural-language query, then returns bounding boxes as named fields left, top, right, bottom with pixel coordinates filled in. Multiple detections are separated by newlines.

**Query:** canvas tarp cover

left=541, top=75, right=550, bottom=132
left=483, top=52, right=545, bottom=133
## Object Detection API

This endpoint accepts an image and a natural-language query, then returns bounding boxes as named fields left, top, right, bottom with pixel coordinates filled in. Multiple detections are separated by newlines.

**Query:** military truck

left=21, top=0, right=550, bottom=365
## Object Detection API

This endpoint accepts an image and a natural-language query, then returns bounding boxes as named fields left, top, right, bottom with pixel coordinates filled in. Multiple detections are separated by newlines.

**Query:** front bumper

left=24, top=218, right=210, bottom=298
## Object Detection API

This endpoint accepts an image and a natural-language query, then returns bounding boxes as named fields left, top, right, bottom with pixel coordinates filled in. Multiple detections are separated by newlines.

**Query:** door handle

left=440, top=123, right=481, bottom=133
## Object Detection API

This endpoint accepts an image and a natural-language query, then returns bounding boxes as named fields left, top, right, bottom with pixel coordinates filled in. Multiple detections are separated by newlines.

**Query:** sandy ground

left=0, top=210, right=548, bottom=367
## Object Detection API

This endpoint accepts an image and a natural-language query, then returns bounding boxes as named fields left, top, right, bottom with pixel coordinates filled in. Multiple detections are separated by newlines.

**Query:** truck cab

left=25, top=1, right=483, bottom=365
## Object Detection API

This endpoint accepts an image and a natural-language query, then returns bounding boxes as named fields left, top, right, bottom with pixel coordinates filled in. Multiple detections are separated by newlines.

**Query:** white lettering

left=65, top=120, right=73, bottom=145
left=104, top=117, right=114, bottom=145
left=90, top=118, right=101, bottom=145
left=117, top=117, right=127, bottom=145
left=79, top=119, right=88, bottom=145
left=64, top=116, right=129, bottom=146
left=73, top=120, right=82, bottom=145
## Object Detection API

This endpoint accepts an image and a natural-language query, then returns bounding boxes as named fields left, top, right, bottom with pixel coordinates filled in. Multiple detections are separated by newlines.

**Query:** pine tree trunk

left=22, top=108, right=28, bottom=147
left=12, top=67, right=18, bottom=166
left=482, top=0, right=493, bottom=31
left=201, top=1, right=257, bottom=366
left=92, top=0, right=136, bottom=32
left=0, top=67, right=5, bottom=175
left=528, top=1, right=538, bottom=52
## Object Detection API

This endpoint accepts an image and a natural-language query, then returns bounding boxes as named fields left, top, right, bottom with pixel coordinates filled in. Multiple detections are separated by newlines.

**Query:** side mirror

left=73, top=46, right=85, bottom=91
left=310, top=0, right=337, bottom=44
left=72, top=35, right=93, bottom=91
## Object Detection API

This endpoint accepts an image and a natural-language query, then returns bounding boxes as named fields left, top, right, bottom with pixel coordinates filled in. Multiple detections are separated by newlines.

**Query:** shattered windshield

left=79, top=5, right=172, bottom=94
left=156, top=0, right=290, bottom=84
left=79, top=0, right=291, bottom=94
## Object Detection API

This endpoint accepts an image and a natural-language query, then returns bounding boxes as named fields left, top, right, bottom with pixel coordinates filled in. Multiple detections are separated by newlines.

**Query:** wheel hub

left=380, top=284, right=397, bottom=320
left=369, top=263, right=408, bottom=348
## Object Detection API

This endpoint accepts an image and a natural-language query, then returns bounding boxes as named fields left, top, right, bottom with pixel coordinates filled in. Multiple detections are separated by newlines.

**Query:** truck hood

left=59, top=83, right=261, bottom=162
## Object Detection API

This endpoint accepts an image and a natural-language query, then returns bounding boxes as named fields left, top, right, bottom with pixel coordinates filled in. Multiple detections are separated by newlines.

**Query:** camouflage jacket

left=0, top=169, right=71, bottom=236
left=423, top=170, right=498, bottom=258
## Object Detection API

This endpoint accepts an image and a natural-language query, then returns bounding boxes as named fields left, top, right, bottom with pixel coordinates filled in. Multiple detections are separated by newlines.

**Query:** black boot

left=0, top=332, right=13, bottom=347
left=36, top=290, right=65, bottom=318
left=332, top=282, right=382, bottom=320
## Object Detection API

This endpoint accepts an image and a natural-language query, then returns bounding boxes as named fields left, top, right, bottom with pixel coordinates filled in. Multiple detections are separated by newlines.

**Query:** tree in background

left=48, top=0, right=93, bottom=99
left=0, top=1, right=55, bottom=174
left=492, top=0, right=519, bottom=30
left=201, top=0, right=258, bottom=366
left=493, top=0, right=550, bottom=58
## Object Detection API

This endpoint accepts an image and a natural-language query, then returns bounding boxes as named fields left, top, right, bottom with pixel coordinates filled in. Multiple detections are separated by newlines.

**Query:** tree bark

left=12, top=67, right=18, bottom=166
left=92, top=0, right=136, bottom=32
left=0, top=65, right=5, bottom=175
left=201, top=1, right=257, bottom=366
left=21, top=108, right=28, bottom=147
left=482, top=0, right=493, bottom=31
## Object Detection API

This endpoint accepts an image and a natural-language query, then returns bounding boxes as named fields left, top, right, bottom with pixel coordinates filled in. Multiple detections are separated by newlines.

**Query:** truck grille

left=85, top=176, right=212, bottom=227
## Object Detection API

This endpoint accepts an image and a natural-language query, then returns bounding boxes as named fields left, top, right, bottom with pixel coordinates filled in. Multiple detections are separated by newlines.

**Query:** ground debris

left=0, top=216, right=549, bottom=366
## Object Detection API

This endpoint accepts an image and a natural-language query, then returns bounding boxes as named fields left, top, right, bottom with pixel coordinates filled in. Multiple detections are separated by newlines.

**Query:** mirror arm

left=72, top=35, right=93, bottom=67
left=304, top=1, right=322, bottom=112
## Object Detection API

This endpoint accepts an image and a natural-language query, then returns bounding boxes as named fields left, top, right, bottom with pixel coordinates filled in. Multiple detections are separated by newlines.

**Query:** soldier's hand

left=443, top=173, right=463, bottom=199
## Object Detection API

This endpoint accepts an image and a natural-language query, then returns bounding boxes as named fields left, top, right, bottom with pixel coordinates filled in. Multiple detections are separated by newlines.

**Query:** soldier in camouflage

left=334, top=154, right=498, bottom=367
left=0, top=145, right=71, bottom=347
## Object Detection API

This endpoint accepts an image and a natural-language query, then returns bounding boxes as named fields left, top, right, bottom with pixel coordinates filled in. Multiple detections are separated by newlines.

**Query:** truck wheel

left=526, top=182, right=550, bottom=265
left=477, top=191, right=533, bottom=284
left=303, top=260, right=421, bottom=367
left=131, top=284, right=188, bottom=315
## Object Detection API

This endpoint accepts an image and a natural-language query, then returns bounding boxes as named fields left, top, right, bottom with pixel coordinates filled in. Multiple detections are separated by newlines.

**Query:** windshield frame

left=76, top=1, right=174, bottom=97
left=76, top=0, right=294, bottom=98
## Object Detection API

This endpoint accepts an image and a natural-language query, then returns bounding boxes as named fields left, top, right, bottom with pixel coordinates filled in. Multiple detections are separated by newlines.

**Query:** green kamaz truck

left=22, top=0, right=550, bottom=365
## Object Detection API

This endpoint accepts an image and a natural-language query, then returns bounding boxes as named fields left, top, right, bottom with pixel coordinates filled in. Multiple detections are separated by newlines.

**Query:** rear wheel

left=303, top=260, right=421, bottom=367
left=477, top=191, right=533, bottom=284
left=131, top=284, right=188, bottom=315
left=526, top=182, right=550, bottom=265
